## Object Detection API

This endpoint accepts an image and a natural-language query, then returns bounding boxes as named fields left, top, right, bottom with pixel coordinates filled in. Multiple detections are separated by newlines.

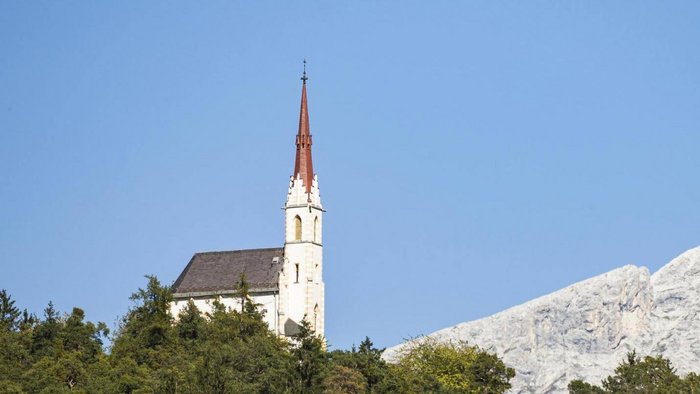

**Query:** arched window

left=314, top=217, right=319, bottom=242
left=295, top=264, right=300, bottom=283
left=294, top=215, right=302, bottom=241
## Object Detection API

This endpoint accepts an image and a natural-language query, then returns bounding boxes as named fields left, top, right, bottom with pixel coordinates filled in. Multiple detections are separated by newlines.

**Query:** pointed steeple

left=293, top=60, right=314, bottom=194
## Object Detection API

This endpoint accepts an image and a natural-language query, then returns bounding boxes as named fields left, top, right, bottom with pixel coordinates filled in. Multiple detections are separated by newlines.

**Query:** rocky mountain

left=383, top=246, right=700, bottom=393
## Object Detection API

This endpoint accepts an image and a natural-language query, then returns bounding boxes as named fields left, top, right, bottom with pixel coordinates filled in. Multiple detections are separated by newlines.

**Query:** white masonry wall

left=170, top=292, right=279, bottom=332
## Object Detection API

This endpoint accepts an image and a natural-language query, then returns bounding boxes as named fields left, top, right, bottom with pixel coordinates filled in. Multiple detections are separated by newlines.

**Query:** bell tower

left=280, top=62, right=325, bottom=337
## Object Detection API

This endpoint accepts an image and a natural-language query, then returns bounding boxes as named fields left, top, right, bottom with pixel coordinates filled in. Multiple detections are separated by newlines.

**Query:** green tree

left=602, top=351, right=681, bottom=392
left=0, top=290, right=21, bottom=332
left=108, top=356, right=157, bottom=393
left=234, top=274, right=268, bottom=339
left=182, top=275, right=297, bottom=393
left=567, top=379, right=606, bottom=394
left=15, top=302, right=110, bottom=393
left=111, top=275, right=175, bottom=360
left=330, top=336, right=389, bottom=392
left=110, top=275, right=180, bottom=392
left=0, top=327, right=31, bottom=390
left=685, top=372, right=700, bottom=393
left=30, top=301, right=61, bottom=358
left=18, top=309, right=37, bottom=332
left=293, top=318, right=329, bottom=392
left=176, top=299, right=206, bottom=342
left=0, top=379, right=23, bottom=394
left=386, top=337, right=514, bottom=394
left=63, top=307, right=109, bottom=362
left=324, top=364, right=368, bottom=394
left=23, top=351, right=88, bottom=392
left=568, top=351, right=700, bottom=393
left=0, top=291, right=32, bottom=389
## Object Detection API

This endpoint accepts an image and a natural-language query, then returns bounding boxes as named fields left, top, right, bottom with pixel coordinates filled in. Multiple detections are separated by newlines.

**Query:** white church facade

left=169, top=68, right=325, bottom=337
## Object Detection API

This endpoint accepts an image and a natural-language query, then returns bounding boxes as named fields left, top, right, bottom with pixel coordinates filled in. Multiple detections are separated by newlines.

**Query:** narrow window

left=294, top=216, right=302, bottom=241
left=295, top=264, right=300, bottom=283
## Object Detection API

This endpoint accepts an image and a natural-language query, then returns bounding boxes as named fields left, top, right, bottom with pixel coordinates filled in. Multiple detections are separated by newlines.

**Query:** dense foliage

left=0, top=279, right=514, bottom=393
left=568, top=351, right=700, bottom=393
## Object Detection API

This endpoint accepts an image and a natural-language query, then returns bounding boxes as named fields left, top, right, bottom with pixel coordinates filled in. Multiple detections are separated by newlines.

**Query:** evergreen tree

left=292, top=318, right=329, bottom=392
left=30, top=301, right=61, bottom=358
left=176, top=285, right=293, bottom=393
left=234, top=274, right=268, bottom=339
left=0, top=290, right=21, bottom=332
left=13, top=301, right=110, bottom=392
left=329, top=336, right=388, bottom=392
left=176, top=299, right=206, bottom=342
left=0, top=325, right=30, bottom=389
left=111, top=275, right=175, bottom=360
left=0, top=290, right=30, bottom=390
left=110, top=275, right=180, bottom=392
left=63, top=307, right=109, bottom=362
left=18, top=309, right=37, bottom=332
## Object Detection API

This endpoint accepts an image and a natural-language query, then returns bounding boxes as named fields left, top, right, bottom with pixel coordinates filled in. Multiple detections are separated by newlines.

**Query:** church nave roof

left=172, top=247, right=284, bottom=296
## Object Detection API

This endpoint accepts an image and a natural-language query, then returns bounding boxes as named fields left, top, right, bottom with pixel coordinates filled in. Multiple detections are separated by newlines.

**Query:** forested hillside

left=3, top=277, right=698, bottom=393
left=0, top=277, right=513, bottom=393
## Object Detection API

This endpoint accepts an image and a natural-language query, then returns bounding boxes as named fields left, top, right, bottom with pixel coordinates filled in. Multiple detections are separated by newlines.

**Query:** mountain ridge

left=384, top=246, right=700, bottom=393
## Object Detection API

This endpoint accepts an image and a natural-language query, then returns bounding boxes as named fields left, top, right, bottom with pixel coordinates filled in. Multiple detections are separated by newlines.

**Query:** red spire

left=293, top=63, right=314, bottom=194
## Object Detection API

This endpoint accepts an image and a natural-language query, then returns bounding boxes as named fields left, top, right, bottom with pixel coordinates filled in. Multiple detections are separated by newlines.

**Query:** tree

left=324, top=365, right=367, bottom=394
left=330, top=336, right=389, bottom=392
left=293, top=318, right=329, bottom=392
left=176, top=299, right=206, bottom=342
left=470, top=350, right=517, bottom=393
left=685, top=372, right=700, bottom=393
left=30, top=301, right=61, bottom=358
left=568, top=351, right=700, bottom=393
left=0, top=290, right=30, bottom=388
left=13, top=301, right=111, bottom=393
left=63, top=307, right=109, bottom=362
left=184, top=278, right=298, bottom=394
left=112, top=275, right=175, bottom=359
left=567, top=379, right=605, bottom=394
left=387, top=337, right=515, bottom=393
left=23, top=351, right=88, bottom=392
left=110, top=275, right=180, bottom=392
left=602, top=351, right=681, bottom=392
left=234, top=274, right=268, bottom=339
left=0, top=290, right=21, bottom=332
left=0, top=325, right=30, bottom=389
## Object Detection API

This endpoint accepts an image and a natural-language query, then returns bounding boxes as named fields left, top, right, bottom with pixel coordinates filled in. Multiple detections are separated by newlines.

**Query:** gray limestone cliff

left=383, top=246, right=700, bottom=393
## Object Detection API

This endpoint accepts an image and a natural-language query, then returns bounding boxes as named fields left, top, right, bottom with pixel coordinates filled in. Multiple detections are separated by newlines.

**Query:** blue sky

left=1, top=2, right=699, bottom=350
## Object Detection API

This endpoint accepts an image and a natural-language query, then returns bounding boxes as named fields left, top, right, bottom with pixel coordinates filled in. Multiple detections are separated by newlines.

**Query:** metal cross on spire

left=301, top=59, right=308, bottom=84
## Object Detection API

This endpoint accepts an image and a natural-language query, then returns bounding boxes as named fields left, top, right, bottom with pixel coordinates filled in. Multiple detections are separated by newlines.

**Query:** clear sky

left=1, top=2, right=699, bottom=351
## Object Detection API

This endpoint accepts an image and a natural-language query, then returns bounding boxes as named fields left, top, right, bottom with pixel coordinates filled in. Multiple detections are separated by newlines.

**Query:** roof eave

left=173, top=287, right=279, bottom=299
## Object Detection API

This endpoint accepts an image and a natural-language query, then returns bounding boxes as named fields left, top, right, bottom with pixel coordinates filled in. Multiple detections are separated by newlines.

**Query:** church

left=169, top=68, right=325, bottom=338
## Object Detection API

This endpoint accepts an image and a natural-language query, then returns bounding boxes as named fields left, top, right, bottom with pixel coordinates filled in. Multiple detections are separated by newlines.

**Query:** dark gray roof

left=172, top=247, right=284, bottom=295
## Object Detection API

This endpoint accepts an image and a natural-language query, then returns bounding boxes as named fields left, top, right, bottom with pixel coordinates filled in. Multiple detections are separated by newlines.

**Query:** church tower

left=280, top=64, right=325, bottom=337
